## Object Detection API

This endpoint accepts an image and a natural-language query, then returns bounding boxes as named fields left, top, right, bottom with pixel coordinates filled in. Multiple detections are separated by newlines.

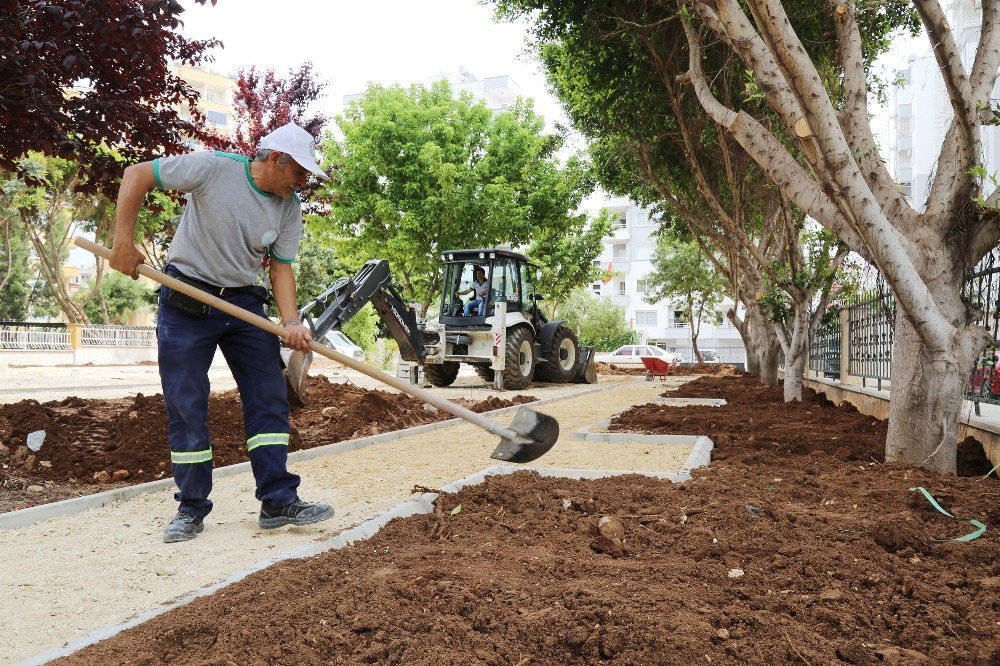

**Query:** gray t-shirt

left=153, top=150, right=303, bottom=287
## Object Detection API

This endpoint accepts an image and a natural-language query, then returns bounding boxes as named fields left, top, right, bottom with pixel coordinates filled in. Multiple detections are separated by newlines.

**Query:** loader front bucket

left=572, top=345, right=598, bottom=384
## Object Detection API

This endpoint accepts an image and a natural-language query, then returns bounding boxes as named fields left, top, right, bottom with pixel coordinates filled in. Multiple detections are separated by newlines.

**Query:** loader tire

left=503, top=326, right=536, bottom=390
left=474, top=364, right=495, bottom=383
left=424, top=361, right=460, bottom=387
left=534, top=325, right=579, bottom=383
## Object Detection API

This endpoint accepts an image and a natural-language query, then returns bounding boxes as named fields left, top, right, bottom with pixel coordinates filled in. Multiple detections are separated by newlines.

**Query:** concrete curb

left=569, top=418, right=714, bottom=483
left=0, top=380, right=622, bottom=531
left=570, top=418, right=701, bottom=446
left=21, top=460, right=704, bottom=665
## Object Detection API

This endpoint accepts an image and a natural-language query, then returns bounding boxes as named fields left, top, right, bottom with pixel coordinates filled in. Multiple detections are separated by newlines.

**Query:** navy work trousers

left=157, top=269, right=300, bottom=519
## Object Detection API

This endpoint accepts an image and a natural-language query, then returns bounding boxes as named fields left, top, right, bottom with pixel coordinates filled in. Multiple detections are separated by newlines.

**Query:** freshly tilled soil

left=0, top=375, right=536, bottom=511
left=53, top=374, right=999, bottom=665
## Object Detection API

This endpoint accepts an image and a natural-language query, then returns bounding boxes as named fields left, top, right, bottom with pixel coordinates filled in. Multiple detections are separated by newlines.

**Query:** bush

left=556, top=288, right=636, bottom=351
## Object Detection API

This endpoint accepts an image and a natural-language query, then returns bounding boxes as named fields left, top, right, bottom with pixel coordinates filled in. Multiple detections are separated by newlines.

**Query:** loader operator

left=109, top=123, right=335, bottom=543
left=458, top=266, right=489, bottom=316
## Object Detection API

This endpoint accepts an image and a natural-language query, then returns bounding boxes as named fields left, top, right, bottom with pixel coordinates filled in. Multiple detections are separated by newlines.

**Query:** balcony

left=611, top=294, right=630, bottom=308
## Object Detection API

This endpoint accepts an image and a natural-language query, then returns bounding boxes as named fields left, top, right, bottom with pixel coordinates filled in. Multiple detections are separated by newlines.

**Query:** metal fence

left=0, top=322, right=71, bottom=350
left=847, top=292, right=895, bottom=383
left=81, top=325, right=156, bottom=347
left=962, top=248, right=1000, bottom=409
left=809, top=323, right=841, bottom=378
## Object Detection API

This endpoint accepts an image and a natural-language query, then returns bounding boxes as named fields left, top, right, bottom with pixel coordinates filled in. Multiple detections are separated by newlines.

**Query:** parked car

left=595, top=345, right=683, bottom=366
left=699, top=349, right=720, bottom=363
left=323, top=330, right=366, bottom=361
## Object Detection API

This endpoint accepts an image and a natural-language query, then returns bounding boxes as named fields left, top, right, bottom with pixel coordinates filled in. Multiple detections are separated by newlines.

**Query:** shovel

left=74, top=238, right=559, bottom=463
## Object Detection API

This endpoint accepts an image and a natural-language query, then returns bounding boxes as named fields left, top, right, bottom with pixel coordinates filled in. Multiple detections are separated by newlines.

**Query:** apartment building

left=591, top=197, right=747, bottom=364
left=171, top=63, right=237, bottom=142
left=343, top=66, right=521, bottom=113
left=891, top=0, right=1000, bottom=208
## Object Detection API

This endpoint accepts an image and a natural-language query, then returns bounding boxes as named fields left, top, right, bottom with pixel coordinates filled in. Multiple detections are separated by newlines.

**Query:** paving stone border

left=22, top=462, right=701, bottom=665
left=569, top=419, right=714, bottom=483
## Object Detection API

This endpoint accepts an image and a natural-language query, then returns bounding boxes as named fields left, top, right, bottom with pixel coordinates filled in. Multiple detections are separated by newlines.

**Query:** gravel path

left=2, top=377, right=691, bottom=664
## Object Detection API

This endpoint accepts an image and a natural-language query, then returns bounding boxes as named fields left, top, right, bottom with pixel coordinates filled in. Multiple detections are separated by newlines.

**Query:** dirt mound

left=595, top=362, right=645, bottom=375
left=57, top=462, right=1000, bottom=665
left=456, top=394, right=536, bottom=413
left=0, top=377, right=538, bottom=511
left=669, top=362, right=743, bottom=377
left=611, top=376, right=886, bottom=462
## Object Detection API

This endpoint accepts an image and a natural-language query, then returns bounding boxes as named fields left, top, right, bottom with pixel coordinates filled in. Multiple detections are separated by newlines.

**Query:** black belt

left=166, top=267, right=256, bottom=297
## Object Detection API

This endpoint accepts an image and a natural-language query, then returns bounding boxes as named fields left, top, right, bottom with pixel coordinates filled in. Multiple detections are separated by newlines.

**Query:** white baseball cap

left=259, top=122, right=329, bottom=180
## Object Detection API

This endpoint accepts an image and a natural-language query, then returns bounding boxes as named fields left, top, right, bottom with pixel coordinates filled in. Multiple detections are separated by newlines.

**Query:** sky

left=177, top=0, right=566, bottom=126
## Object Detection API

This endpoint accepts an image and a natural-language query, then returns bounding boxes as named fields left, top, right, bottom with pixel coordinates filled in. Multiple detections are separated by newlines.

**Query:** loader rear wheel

left=424, top=361, right=460, bottom=387
left=534, top=325, right=579, bottom=383
left=503, top=326, right=535, bottom=390
left=474, top=364, right=495, bottom=383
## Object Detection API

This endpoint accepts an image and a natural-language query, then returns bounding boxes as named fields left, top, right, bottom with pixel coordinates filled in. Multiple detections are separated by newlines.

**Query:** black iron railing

left=809, top=323, right=841, bottom=378
left=847, top=292, right=894, bottom=385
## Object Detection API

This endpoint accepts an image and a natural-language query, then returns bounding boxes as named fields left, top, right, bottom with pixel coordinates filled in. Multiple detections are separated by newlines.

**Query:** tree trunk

left=759, top=340, right=780, bottom=385
left=779, top=305, right=812, bottom=402
left=744, top=343, right=761, bottom=376
left=885, top=307, right=987, bottom=474
left=692, top=332, right=702, bottom=363
left=744, top=303, right=780, bottom=385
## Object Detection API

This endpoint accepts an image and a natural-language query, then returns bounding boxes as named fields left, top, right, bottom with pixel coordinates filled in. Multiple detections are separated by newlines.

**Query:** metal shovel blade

left=283, top=349, right=313, bottom=408
left=490, top=407, right=560, bottom=463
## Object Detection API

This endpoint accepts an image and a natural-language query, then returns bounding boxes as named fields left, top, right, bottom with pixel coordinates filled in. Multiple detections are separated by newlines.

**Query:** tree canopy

left=202, top=62, right=327, bottom=158
left=315, top=81, right=598, bottom=309
left=0, top=0, right=220, bottom=195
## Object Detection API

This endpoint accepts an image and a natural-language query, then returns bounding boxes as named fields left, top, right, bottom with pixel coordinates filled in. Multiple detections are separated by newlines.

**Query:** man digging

left=109, top=123, right=335, bottom=543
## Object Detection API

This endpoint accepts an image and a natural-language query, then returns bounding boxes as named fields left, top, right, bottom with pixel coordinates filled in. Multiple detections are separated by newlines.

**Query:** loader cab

left=439, top=248, right=541, bottom=327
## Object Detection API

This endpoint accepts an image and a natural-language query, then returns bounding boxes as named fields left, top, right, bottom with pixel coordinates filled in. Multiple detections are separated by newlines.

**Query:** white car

left=699, top=349, right=720, bottom=363
left=595, top=345, right=684, bottom=366
left=323, top=330, right=366, bottom=361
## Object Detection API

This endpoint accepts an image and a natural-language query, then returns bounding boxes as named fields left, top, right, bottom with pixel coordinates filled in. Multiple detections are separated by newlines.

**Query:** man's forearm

left=269, top=263, right=300, bottom=323
left=113, top=162, right=156, bottom=245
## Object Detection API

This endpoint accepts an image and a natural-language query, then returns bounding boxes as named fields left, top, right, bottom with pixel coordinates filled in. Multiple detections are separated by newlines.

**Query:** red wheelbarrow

left=640, top=355, right=674, bottom=381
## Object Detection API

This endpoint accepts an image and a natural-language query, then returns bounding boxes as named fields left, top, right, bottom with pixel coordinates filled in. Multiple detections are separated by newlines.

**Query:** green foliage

left=646, top=235, right=726, bottom=327
left=557, top=288, right=636, bottom=351
left=291, top=229, right=381, bottom=356
left=78, top=272, right=152, bottom=324
left=528, top=209, right=614, bottom=313
left=0, top=185, right=32, bottom=320
left=314, top=80, right=596, bottom=309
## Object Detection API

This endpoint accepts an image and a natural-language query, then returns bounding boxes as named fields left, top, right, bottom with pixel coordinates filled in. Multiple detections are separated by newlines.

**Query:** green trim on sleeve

left=152, top=159, right=164, bottom=189
left=214, top=150, right=274, bottom=198
left=268, top=248, right=295, bottom=264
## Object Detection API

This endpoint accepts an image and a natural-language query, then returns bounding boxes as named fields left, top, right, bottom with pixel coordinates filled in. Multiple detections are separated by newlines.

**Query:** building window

left=637, top=279, right=649, bottom=294
left=899, top=116, right=912, bottom=135
left=616, top=215, right=627, bottom=229
left=636, top=209, right=654, bottom=227
left=636, top=311, right=657, bottom=327
left=206, top=110, right=228, bottom=127
left=612, top=246, right=628, bottom=262
left=618, top=281, right=626, bottom=295
left=592, top=259, right=601, bottom=267
left=592, top=283, right=602, bottom=292
left=634, top=244, right=653, bottom=261
left=899, top=181, right=912, bottom=197
left=898, top=148, right=912, bottom=167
